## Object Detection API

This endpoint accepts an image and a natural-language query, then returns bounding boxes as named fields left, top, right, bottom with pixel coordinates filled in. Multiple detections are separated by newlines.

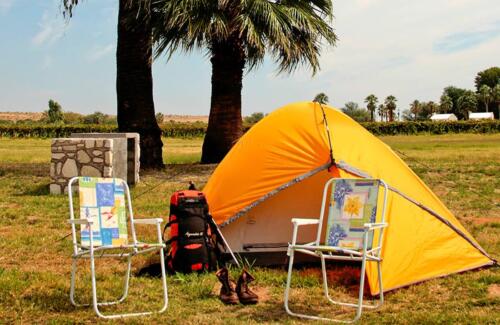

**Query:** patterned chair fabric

left=78, top=177, right=128, bottom=247
left=325, top=179, right=380, bottom=250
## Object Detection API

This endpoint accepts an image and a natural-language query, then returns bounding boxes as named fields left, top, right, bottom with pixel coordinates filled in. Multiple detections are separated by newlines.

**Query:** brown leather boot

left=236, top=269, right=259, bottom=305
left=215, top=267, right=239, bottom=305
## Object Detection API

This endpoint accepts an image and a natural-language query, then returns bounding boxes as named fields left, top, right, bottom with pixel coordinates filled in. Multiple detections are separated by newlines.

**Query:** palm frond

left=151, top=0, right=337, bottom=74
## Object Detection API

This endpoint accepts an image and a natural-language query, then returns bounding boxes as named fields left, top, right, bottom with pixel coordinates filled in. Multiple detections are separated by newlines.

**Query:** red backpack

left=164, top=190, right=218, bottom=273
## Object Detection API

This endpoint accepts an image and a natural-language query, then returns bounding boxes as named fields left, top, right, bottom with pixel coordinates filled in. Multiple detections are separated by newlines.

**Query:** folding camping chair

left=284, top=178, right=388, bottom=323
left=67, top=177, right=168, bottom=319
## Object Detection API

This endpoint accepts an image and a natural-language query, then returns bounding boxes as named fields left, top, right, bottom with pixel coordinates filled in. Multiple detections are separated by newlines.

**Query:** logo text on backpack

left=185, top=231, right=204, bottom=238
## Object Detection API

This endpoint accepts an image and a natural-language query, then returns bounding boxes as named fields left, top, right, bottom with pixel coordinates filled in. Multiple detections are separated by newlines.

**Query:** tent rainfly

left=204, top=102, right=496, bottom=295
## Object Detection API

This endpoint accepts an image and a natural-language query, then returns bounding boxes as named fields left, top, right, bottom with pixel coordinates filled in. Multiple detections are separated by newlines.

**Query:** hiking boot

left=236, top=269, right=259, bottom=305
left=216, top=267, right=239, bottom=305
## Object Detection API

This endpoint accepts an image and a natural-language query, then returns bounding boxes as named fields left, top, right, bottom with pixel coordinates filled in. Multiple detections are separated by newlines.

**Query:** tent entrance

left=221, top=169, right=332, bottom=256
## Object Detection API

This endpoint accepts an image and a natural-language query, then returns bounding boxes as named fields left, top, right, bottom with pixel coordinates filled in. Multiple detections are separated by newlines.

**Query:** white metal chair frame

left=284, top=178, right=389, bottom=323
left=68, top=177, right=168, bottom=319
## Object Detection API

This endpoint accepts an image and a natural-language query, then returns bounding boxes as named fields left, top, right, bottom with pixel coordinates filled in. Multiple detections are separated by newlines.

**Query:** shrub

left=156, top=112, right=165, bottom=125
left=244, top=112, right=265, bottom=125
left=43, top=99, right=64, bottom=124
left=0, top=120, right=498, bottom=138
left=361, top=120, right=500, bottom=135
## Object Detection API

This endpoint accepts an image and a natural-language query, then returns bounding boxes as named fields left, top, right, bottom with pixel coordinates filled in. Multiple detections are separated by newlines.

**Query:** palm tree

left=63, top=1, right=164, bottom=169
left=439, top=94, right=453, bottom=113
left=493, top=84, right=500, bottom=115
left=152, top=0, right=337, bottom=163
left=342, top=102, right=370, bottom=122
left=410, top=100, right=421, bottom=121
left=313, top=93, right=329, bottom=104
left=457, top=91, right=478, bottom=119
left=478, top=85, right=492, bottom=112
left=377, top=104, right=386, bottom=122
left=364, top=94, right=378, bottom=121
left=384, top=95, right=397, bottom=122
left=427, top=101, right=439, bottom=116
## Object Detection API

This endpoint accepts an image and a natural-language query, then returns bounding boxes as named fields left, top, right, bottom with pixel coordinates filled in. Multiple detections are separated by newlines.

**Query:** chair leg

left=352, top=260, right=384, bottom=310
left=95, top=256, right=132, bottom=306
left=320, top=253, right=332, bottom=301
left=283, top=247, right=296, bottom=316
left=285, top=249, right=353, bottom=323
left=321, top=252, right=367, bottom=323
left=88, top=249, right=168, bottom=319
left=353, top=254, right=367, bottom=322
left=70, top=258, right=90, bottom=307
left=70, top=256, right=132, bottom=307
left=377, top=260, right=384, bottom=306
left=158, top=246, right=169, bottom=313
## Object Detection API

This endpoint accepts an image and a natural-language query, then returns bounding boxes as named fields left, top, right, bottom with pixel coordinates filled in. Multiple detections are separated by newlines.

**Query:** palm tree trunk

left=116, top=0, right=164, bottom=170
left=201, top=38, right=245, bottom=164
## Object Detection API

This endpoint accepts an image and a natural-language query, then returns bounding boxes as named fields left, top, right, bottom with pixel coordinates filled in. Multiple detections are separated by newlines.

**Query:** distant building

left=469, top=112, right=494, bottom=120
left=430, top=113, right=458, bottom=121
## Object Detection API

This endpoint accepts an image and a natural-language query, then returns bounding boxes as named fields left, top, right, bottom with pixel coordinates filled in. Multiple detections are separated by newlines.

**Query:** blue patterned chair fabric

left=325, top=179, right=379, bottom=251
left=78, top=177, right=128, bottom=247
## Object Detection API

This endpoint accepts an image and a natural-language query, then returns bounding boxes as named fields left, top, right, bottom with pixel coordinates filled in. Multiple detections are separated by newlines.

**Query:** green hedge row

left=0, top=120, right=498, bottom=138
left=361, top=120, right=500, bottom=135
left=0, top=123, right=206, bottom=138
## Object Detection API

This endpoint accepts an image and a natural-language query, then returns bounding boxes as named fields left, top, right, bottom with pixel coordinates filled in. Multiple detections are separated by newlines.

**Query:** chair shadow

left=24, top=287, right=78, bottom=313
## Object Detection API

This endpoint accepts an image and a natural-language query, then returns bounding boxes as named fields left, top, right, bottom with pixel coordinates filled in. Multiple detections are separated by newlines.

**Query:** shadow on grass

left=0, top=163, right=47, bottom=177
left=23, top=287, right=76, bottom=313
left=21, top=182, right=51, bottom=196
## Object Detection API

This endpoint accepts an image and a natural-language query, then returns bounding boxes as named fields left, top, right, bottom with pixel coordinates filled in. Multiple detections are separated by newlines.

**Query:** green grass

left=0, top=134, right=498, bottom=323
left=0, top=137, right=202, bottom=165
left=163, top=137, right=202, bottom=164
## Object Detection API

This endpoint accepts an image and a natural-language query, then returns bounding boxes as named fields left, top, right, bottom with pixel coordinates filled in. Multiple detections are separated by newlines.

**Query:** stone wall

left=50, top=138, right=113, bottom=194
left=70, top=133, right=140, bottom=184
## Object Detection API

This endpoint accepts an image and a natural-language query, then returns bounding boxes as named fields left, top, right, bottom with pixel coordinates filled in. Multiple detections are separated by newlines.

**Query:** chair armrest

left=68, top=219, right=92, bottom=225
left=133, top=218, right=163, bottom=225
left=292, top=218, right=320, bottom=226
left=364, top=222, right=388, bottom=230
left=289, top=218, right=320, bottom=248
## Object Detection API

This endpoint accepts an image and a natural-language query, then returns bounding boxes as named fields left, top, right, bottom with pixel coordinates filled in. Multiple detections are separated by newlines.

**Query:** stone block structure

left=50, top=133, right=140, bottom=194
left=50, top=138, right=113, bottom=194
left=70, top=133, right=140, bottom=184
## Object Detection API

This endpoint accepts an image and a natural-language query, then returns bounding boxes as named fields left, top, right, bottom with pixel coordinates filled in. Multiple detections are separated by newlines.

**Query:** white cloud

left=0, top=0, right=14, bottom=13
left=32, top=11, right=67, bottom=47
left=315, top=0, right=500, bottom=111
left=86, top=43, right=114, bottom=62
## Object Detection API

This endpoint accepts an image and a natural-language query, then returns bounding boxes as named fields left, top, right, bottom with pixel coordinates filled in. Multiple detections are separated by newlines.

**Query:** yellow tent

left=204, top=101, right=495, bottom=294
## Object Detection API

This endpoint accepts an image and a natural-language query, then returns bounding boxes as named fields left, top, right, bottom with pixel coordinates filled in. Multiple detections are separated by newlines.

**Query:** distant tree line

left=0, top=99, right=118, bottom=125
left=309, top=66, right=500, bottom=123
left=402, top=67, right=500, bottom=120
left=312, top=93, right=400, bottom=123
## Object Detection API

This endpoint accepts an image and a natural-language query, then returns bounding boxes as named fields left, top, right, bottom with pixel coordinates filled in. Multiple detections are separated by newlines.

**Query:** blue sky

left=0, top=0, right=499, bottom=116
